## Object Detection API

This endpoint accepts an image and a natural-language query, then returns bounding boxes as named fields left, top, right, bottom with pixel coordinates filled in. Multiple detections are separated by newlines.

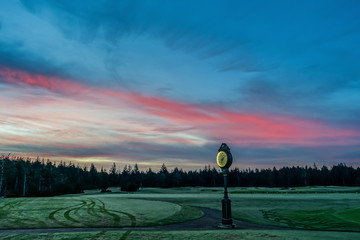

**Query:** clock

left=217, top=143, right=233, bottom=169
left=217, top=151, right=228, bottom=168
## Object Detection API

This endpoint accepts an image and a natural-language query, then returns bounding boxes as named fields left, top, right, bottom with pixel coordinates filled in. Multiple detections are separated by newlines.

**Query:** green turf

left=0, top=186, right=359, bottom=232
left=0, top=195, right=202, bottom=229
left=273, top=207, right=360, bottom=230
left=336, top=207, right=360, bottom=223
left=121, top=187, right=360, bottom=231
left=1, top=230, right=360, bottom=240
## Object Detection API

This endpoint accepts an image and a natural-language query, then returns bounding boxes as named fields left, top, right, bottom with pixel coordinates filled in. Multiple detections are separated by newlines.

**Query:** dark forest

left=1, top=155, right=359, bottom=197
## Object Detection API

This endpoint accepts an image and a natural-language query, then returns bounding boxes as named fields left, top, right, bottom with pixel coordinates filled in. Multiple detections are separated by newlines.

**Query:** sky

left=0, top=0, right=360, bottom=171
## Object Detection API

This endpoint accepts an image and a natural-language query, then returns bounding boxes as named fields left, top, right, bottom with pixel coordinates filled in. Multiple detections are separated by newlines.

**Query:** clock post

left=217, top=143, right=235, bottom=228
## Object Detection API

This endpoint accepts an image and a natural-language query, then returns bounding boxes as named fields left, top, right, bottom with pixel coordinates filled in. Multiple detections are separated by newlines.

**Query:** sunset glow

left=1, top=1, right=359, bottom=170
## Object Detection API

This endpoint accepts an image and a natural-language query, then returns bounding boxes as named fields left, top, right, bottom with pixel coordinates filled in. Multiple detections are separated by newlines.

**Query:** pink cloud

left=1, top=66, right=358, bottom=147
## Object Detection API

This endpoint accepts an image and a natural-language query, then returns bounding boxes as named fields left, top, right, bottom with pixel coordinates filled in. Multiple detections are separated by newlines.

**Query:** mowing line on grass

left=112, top=210, right=136, bottom=227
left=120, top=230, right=132, bottom=240
left=95, top=198, right=121, bottom=226
left=91, top=230, right=106, bottom=240
left=48, top=201, right=83, bottom=227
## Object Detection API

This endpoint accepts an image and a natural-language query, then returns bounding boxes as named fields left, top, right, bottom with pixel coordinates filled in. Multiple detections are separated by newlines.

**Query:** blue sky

left=0, top=0, right=359, bottom=170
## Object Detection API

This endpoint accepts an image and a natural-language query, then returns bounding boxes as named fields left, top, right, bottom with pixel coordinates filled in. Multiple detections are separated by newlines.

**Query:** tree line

left=0, top=155, right=359, bottom=197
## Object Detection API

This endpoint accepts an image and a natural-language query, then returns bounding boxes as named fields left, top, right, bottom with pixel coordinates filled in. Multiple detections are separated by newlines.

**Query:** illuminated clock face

left=217, top=151, right=228, bottom=168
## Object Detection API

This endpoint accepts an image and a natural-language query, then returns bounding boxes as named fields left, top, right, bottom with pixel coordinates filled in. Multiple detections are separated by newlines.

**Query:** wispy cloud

left=1, top=66, right=358, bottom=149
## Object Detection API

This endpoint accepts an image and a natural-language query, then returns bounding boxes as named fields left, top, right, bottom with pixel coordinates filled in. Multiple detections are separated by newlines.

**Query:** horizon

left=1, top=154, right=356, bottom=173
left=1, top=1, right=360, bottom=170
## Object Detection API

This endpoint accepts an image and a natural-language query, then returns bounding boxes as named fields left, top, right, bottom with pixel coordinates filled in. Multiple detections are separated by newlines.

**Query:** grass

left=0, top=195, right=202, bottom=229
left=229, top=186, right=360, bottom=194
left=275, top=207, right=360, bottom=230
left=1, top=230, right=360, bottom=240
left=0, top=186, right=359, bottom=235
left=116, top=186, right=360, bottom=231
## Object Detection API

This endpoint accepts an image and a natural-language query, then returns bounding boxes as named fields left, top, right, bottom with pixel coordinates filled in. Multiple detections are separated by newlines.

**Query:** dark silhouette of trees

left=142, top=168, right=156, bottom=187
left=109, top=163, right=119, bottom=187
left=0, top=155, right=359, bottom=198
left=100, top=167, right=110, bottom=192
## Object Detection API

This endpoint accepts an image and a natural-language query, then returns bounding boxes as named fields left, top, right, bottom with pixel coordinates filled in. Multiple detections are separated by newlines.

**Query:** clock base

left=218, top=223, right=236, bottom=229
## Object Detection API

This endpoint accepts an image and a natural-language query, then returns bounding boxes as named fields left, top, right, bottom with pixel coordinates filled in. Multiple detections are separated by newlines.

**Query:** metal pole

left=224, top=172, right=228, bottom=199
left=221, top=168, right=234, bottom=228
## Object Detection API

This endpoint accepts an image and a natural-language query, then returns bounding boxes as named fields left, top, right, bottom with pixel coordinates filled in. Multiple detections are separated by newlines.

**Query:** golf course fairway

left=0, top=186, right=359, bottom=239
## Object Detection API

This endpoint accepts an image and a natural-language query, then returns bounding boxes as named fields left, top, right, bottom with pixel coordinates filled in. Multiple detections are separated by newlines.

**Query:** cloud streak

left=1, top=66, right=358, bottom=149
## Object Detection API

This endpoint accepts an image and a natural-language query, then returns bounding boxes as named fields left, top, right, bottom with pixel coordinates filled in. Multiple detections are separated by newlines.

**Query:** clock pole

left=217, top=143, right=235, bottom=228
